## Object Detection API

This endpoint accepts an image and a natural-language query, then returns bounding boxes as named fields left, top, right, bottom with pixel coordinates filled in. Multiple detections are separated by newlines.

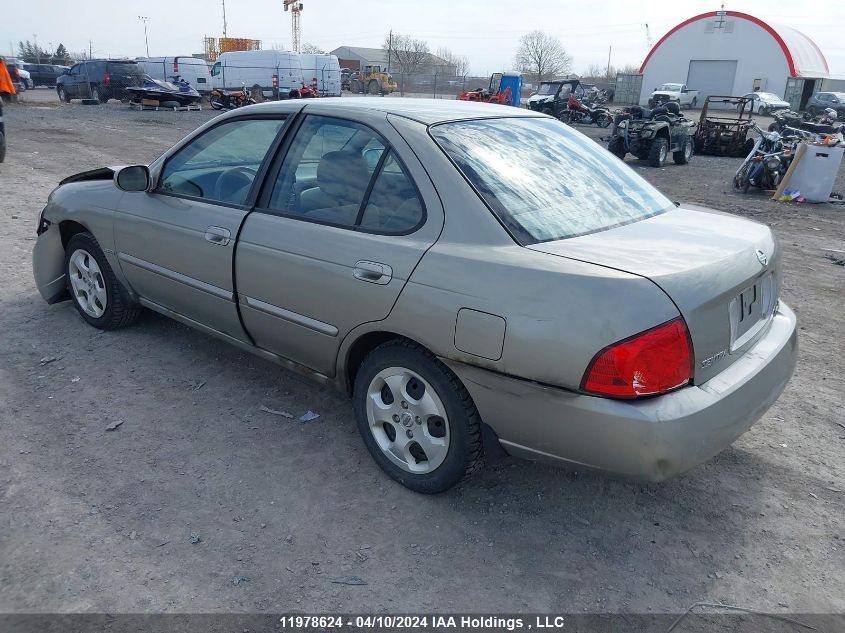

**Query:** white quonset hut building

left=639, top=10, right=829, bottom=110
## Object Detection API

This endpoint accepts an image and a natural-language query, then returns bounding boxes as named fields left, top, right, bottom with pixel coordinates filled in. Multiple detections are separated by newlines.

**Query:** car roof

left=244, top=97, right=541, bottom=125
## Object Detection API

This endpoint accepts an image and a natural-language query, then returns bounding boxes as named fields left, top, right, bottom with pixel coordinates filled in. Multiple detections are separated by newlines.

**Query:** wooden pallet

left=129, top=100, right=202, bottom=112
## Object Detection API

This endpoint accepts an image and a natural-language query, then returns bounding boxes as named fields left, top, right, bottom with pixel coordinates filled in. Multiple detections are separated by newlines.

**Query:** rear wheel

left=353, top=340, right=483, bottom=493
left=673, top=138, right=693, bottom=165
left=691, top=97, right=698, bottom=108
left=648, top=137, right=669, bottom=167
left=90, top=85, right=103, bottom=104
left=607, top=136, right=626, bottom=159
left=65, top=233, right=140, bottom=330
left=595, top=112, right=611, bottom=128
left=57, top=86, right=70, bottom=103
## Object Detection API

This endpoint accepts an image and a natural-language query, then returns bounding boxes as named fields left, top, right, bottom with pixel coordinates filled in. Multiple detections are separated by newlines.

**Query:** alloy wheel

left=68, top=249, right=107, bottom=318
left=365, top=367, right=450, bottom=474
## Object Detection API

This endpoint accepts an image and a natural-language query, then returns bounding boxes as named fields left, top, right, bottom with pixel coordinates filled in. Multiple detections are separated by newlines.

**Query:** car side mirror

left=115, top=165, right=151, bottom=192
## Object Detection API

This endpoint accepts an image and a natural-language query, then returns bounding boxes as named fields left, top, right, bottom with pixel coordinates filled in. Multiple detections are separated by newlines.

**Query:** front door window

left=158, top=118, right=286, bottom=205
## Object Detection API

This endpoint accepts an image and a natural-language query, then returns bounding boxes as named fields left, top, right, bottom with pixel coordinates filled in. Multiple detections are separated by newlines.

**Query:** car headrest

left=317, top=151, right=369, bottom=205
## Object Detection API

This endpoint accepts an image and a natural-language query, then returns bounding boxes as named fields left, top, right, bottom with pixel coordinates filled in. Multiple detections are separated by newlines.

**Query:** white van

left=137, top=56, right=212, bottom=94
left=298, top=54, right=341, bottom=97
left=211, top=50, right=304, bottom=99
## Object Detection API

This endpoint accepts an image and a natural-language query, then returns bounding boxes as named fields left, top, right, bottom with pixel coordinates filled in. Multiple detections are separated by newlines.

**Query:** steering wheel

left=213, top=166, right=256, bottom=203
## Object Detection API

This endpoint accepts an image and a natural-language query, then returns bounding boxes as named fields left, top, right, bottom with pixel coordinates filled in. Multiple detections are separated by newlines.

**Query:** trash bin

left=785, top=144, right=844, bottom=203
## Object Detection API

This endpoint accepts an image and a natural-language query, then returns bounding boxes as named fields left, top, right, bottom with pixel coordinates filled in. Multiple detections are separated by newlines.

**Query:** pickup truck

left=648, top=83, right=699, bottom=109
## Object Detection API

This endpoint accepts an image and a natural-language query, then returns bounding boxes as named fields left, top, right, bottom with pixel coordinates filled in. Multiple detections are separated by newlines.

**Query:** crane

left=283, top=1, right=303, bottom=53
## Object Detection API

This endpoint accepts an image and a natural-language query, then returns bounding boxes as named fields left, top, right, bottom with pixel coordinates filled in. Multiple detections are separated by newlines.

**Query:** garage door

left=687, top=60, right=737, bottom=107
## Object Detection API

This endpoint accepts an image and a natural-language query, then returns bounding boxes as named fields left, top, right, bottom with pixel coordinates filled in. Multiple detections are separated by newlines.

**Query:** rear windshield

left=430, top=117, right=673, bottom=244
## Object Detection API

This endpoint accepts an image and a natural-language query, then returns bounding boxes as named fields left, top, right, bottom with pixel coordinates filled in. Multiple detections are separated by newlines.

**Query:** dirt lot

left=0, top=97, right=843, bottom=617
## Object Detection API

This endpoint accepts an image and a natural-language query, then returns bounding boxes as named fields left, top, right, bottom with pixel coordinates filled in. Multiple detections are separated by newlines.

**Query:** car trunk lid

left=527, top=205, right=779, bottom=384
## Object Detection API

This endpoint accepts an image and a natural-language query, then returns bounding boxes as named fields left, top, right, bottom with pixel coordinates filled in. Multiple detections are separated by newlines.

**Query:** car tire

left=352, top=340, right=484, bottom=494
left=57, top=86, right=70, bottom=103
left=607, top=136, right=626, bottom=159
left=0, top=131, right=5, bottom=163
left=691, top=97, right=698, bottom=108
left=89, top=85, right=103, bottom=103
left=648, top=137, right=669, bottom=167
left=673, top=138, right=693, bottom=165
left=368, top=80, right=380, bottom=95
left=65, top=232, right=141, bottom=330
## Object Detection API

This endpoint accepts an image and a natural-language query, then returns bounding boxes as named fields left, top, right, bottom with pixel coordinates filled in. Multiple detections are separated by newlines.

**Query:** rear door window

left=265, top=115, right=424, bottom=233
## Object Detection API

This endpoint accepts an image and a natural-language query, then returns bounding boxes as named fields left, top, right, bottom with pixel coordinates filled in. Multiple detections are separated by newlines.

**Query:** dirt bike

left=209, top=85, right=256, bottom=110
left=561, top=94, right=611, bottom=128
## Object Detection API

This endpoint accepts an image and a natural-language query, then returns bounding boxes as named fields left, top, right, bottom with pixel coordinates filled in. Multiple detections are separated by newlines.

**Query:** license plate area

left=729, top=273, right=775, bottom=352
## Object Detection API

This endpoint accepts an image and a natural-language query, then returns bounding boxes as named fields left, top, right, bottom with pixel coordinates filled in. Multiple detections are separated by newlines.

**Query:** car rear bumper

left=445, top=302, right=797, bottom=481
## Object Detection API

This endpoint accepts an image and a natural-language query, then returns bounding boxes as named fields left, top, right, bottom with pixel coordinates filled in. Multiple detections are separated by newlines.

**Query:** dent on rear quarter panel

left=389, top=242, right=680, bottom=390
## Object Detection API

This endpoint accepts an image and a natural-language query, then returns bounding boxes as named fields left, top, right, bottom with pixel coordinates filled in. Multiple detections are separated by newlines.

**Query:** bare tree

left=301, top=42, right=325, bottom=55
left=514, top=31, right=572, bottom=83
left=435, top=46, right=469, bottom=77
left=383, top=33, right=429, bottom=75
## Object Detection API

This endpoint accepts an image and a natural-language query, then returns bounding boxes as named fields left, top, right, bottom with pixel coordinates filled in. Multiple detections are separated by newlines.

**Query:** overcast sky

left=2, top=0, right=843, bottom=77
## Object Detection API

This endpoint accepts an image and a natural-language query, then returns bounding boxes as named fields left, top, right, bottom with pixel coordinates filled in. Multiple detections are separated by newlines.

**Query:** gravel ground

left=0, top=98, right=843, bottom=616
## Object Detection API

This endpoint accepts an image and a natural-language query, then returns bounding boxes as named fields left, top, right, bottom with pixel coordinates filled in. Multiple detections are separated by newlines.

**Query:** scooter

left=209, top=84, right=256, bottom=110
left=561, top=93, right=611, bottom=128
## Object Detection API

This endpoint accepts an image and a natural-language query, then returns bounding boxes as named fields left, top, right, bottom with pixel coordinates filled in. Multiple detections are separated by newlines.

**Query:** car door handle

left=353, top=261, right=392, bottom=285
left=204, top=226, right=231, bottom=246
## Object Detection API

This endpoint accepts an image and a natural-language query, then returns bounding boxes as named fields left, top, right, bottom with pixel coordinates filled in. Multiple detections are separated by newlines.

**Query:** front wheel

left=648, top=137, right=669, bottom=167
left=209, top=94, right=225, bottom=110
left=57, top=86, right=70, bottom=103
left=595, top=112, right=611, bottom=128
left=353, top=340, right=483, bottom=493
left=65, top=233, right=141, bottom=330
left=368, top=80, right=380, bottom=95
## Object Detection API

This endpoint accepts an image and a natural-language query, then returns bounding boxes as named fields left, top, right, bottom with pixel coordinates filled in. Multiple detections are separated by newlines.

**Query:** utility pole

left=33, top=34, right=40, bottom=63
left=222, top=0, right=228, bottom=37
left=89, top=39, right=92, bottom=60
left=138, top=16, right=150, bottom=57
left=387, top=29, right=392, bottom=73
left=606, top=45, right=611, bottom=79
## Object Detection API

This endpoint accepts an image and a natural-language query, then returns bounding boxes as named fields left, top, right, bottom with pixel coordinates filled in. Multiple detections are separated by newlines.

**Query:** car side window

left=158, top=117, right=285, bottom=206
left=358, top=151, right=424, bottom=233
left=267, top=115, right=386, bottom=227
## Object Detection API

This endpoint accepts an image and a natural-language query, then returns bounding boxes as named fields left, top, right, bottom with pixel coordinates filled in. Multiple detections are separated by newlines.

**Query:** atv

left=608, top=102, right=695, bottom=167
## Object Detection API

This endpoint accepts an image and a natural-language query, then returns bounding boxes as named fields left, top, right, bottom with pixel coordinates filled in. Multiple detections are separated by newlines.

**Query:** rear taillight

left=581, top=317, right=693, bottom=399
left=103, top=72, right=111, bottom=86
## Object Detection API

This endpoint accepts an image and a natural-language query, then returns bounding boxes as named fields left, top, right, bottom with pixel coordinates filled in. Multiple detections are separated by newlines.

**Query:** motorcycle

left=561, top=93, right=611, bottom=128
left=733, top=124, right=804, bottom=193
left=209, top=85, right=256, bottom=110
